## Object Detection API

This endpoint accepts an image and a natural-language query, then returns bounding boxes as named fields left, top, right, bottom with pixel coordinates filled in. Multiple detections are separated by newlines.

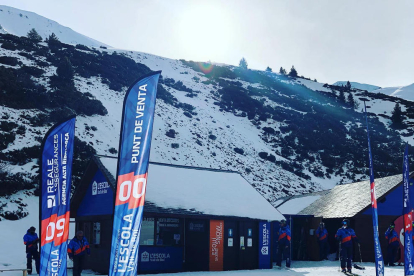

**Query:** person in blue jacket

left=335, top=219, right=359, bottom=274
left=276, top=219, right=291, bottom=268
left=23, top=226, right=40, bottom=275
left=316, top=222, right=329, bottom=260
left=385, top=222, right=399, bottom=266
left=68, top=231, right=90, bottom=276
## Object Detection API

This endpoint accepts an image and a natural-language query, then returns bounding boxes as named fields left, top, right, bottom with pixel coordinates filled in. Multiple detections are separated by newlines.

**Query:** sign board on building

left=209, top=220, right=223, bottom=271
left=259, top=222, right=271, bottom=269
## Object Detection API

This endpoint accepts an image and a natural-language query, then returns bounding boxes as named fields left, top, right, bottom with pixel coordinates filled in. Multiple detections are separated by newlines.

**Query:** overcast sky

left=1, top=0, right=413, bottom=87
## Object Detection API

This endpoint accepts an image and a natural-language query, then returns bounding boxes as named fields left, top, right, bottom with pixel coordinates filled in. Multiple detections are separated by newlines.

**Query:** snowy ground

left=0, top=262, right=405, bottom=276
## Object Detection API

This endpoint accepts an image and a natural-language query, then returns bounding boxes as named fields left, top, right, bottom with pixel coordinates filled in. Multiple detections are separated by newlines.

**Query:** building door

left=239, top=221, right=258, bottom=269
left=223, top=220, right=239, bottom=270
left=185, top=219, right=209, bottom=271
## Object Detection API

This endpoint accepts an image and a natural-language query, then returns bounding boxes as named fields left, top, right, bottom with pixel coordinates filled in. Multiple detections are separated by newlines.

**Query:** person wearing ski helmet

left=385, top=222, right=398, bottom=266
left=23, top=226, right=40, bottom=275
left=316, top=221, right=329, bottom=260
left=335, top=219, right=359, bottom=273
left=276, top=219, right=291, bottom=268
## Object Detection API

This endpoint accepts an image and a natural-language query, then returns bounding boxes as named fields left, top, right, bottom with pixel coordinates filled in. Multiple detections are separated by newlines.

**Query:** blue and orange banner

left=40, top=116, right=76, bottom=276
left=403, top=144, right=414, bottom=274
left=364, top=102, right=384, bottom=276
left=109, top=71, right=161, bottom=276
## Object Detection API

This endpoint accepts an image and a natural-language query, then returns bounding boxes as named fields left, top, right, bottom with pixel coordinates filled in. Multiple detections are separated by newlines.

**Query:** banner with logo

left=209, top=220, right=224, bottom=271
left=259, top=222, right=271, bottom=269
left=40, top=115, right=76, bottom=276
left=403, top=144, right=414, bottom=274
left=77, top=169, right=114, bottom=217
left=364, top=102, right=384, bottom=276
left=138, top=246, right=182, bottom=272
left=109, top=71, right=161, bottom=276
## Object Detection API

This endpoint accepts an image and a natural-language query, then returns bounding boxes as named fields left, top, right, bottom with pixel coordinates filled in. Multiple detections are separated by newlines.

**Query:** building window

left=156, top=218, right=182, bottom=246
left=140, top=217, right=155, bottom=245
left=93, top=222, right=101, bottom=245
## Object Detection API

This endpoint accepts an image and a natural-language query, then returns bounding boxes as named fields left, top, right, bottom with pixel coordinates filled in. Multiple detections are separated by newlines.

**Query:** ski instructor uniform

left=316, top=222, right=329, bottom=260
left=384, top=222, right=398, bottom=266
left=23, top=226, right=40, bottom=275
left=276, top=219, right=291, bottom=268
left=335, top=219, right=359, bottom=273
left=68, top=231, right=90, bottom=276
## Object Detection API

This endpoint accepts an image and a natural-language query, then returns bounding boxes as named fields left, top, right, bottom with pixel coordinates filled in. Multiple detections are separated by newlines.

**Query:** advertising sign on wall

left=138, top=246, right=182, bottom=272
left=259, top=222, right=271, bottom=269
left=209, top=220, right=224, bottom=271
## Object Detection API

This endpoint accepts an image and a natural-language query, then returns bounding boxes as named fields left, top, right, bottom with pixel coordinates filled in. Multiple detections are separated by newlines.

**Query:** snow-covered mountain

left=0, top=5, right=109, bottom=48
left=1, top=5, right=414, bottom=222
left=333, top=81, right=380, bottom=92
left=372, top=83, right=414, bottom=102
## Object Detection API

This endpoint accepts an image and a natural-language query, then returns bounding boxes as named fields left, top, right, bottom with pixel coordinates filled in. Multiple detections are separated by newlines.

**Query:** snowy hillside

left=1, top=5, right=414, bottom=222
left=0, top=5, right=108, bottom=48
left=372, top=83, right=414, bottom=102
left=333, top=81, right=380, bottom=92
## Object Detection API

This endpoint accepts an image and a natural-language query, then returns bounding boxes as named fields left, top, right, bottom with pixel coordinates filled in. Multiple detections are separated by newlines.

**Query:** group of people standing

left=276, top=218, right=402, bottom=274
left=23, top=227, right=90, bottom=276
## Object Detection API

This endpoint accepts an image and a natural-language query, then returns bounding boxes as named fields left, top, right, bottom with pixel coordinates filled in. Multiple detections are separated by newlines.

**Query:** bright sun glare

left=175, top=3, right=235, bottom=63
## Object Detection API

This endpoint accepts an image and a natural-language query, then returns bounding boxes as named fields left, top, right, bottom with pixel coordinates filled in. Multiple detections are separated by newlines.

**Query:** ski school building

left=70, top=156, right=285, bottom=274
left=276, top=173, right=414, bottom=262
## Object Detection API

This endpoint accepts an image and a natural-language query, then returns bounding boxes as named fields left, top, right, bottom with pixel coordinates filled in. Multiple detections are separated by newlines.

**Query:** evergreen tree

left=27, top=28, right=42, bottom=43
left=279, top=67, right=287, bottom=75
left=346, top=81, right=352, bottom=91
left=265, top=66, right=272, bottom=72
left=56, top=57, right=74, bottom=86
left=46, top=33, right=60, bottom=47
left=391, top=103, right=404, bottom=128
left=347, top=93, right=355, bottom=108
left=239, top=57, right=248, bottom=69
left=338, top=90, right=346, bottom=103
left=288, top=66, right=298, bottom=77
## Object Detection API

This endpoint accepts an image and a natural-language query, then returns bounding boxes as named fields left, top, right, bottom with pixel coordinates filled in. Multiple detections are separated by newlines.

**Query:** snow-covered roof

left=275, top=194, right=325, bottom=215
left=97, top=156, right=284, bottom=221
left=276, top=174, right=404, bottom=218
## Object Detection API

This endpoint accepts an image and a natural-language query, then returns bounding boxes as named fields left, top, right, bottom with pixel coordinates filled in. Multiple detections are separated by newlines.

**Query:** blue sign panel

left=228, top=229, right=233, bottom=237
left=259, top=222, right=271, bottom=269
left=77, top=169, right=114, bottom=217
left=138, top=246, right=182, bottom=272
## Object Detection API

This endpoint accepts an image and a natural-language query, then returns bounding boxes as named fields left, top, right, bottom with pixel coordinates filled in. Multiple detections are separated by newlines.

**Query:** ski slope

left=373, top=83, right=414, bottom=102
left=0, top=5, right=108, bottom=48
left=333, top=81, right=380, bottom=92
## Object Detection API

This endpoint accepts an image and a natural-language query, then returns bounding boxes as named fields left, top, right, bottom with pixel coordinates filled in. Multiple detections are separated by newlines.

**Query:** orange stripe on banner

left=209, top=220, right=223, bottom=271
left=41, top=211, right=70, bottom=246
left=115, top=172, right=147, bottom=209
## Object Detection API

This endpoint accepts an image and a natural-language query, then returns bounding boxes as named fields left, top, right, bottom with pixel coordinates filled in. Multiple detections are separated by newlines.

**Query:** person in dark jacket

left=335, top=219, right=359, bottom=274
left=68, top=231, right=90, bottom=276
left=23, top=226, right=40, bottom=275
left=276, top=219, right=291, bottom=268
left=316, top=222, right=329, bottom=260
left=385, top=222, right=399, bottom=266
